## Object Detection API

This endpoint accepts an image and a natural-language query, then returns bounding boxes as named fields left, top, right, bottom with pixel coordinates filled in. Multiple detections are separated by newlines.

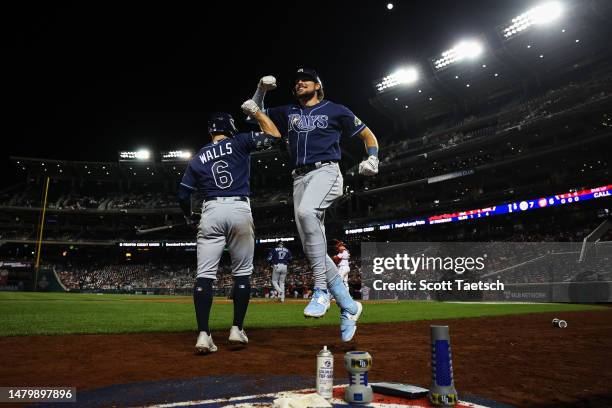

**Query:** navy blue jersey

left=267, top=247, right=293, bottom=265
left=265, top=100, right=366, bottom=167
left=180, top=132, right=273, bottom=198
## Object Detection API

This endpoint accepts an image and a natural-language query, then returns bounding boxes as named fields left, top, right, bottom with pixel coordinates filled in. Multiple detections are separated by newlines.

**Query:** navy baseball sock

left=232, top=275, right=251, bottom=330
left=193, top=277, right=214, bottom=335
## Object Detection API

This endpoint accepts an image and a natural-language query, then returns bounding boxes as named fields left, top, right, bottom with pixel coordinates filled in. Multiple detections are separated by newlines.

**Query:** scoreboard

left=345, top=184, right=612, bottom=235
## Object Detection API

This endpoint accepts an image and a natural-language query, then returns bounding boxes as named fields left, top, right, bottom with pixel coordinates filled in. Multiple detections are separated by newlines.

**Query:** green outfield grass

left=0, top=291, right=606, bottom=336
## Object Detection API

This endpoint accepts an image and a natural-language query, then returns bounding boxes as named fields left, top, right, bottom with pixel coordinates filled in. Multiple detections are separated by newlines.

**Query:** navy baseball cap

left=293, top=67, right=322, bottom=85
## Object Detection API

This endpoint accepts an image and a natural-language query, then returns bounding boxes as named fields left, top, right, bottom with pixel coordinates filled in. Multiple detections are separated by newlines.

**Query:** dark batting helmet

left=293, top=67, right=324, bottom=99
left=208, top=112, right=238, bottom=137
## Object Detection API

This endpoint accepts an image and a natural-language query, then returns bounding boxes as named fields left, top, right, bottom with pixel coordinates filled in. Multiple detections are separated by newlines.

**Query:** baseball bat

left=135, top=222, right=185, bottom=235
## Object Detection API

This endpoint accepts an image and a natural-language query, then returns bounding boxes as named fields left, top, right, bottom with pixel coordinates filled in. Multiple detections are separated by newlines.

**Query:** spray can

left=316, top=346, right=334, bottom=399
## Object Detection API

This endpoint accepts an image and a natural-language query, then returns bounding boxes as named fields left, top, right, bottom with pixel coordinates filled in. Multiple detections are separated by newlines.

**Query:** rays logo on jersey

left=288, top=114, right=329, bottom=132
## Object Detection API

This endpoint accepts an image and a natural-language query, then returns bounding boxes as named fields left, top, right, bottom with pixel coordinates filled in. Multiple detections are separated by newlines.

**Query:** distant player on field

left=246, top=68, right=379, bottom=341
left=333, top=240, right=350, bottom=289
left=361, top=284, right=370, bottom=301
left=178, top=102, right=280, bottom=354
left=267, top=241, right=293, bottom=302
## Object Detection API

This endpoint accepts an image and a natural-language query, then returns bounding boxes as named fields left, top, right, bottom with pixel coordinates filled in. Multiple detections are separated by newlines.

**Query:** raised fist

left=258, top=75, right=277, bottom=91
left=241, top=99, right=260, bottom=117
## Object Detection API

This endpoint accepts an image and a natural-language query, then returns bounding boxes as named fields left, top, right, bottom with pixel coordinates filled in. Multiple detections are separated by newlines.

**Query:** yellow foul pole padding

left=34, top=176, right=50, bottom=291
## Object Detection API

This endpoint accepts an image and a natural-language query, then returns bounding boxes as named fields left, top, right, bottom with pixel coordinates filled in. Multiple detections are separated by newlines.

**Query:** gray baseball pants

left=271, top=264, right=288, bottom=300
left=293, top=162, right=343, bottom=289
left=196, top=198, right=254, bottom=279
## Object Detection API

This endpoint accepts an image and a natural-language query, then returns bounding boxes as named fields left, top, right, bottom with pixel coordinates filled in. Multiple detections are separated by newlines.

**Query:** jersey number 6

left=212, top=160, right=234, bottom=189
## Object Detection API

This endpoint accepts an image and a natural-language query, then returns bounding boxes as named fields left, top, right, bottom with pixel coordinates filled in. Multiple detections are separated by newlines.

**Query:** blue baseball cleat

left=340, top=301, right=363, bottom=342
left=304, top=288, right=331, bottom=318
left=327, top=276, right=363, bottom=341
left=328, top=275, right=357, bottom=312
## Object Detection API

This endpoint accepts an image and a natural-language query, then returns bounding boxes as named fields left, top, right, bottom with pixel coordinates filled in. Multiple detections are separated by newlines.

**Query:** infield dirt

left=1, top=309, right=611, bottom=407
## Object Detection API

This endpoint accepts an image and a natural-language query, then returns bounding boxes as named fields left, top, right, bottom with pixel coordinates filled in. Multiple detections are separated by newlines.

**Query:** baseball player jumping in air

left=267, top=241, right=293, bottom=303
left=333, top=241, right=351, bottom=289
left=178, top=103, right=281, bottom=354
left=246, top=68, right=379, bottom=341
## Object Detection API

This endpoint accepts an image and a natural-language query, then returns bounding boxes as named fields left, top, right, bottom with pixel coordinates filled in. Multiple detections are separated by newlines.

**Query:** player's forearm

left=253, top=111, right=281, bottom=137
left=359, top=127, right=379, bottom=157
left=177, top=185, right=192, bottom=217
left=357, top=128, right=380, bottom=176
left=251, top=76, right=277, bottom=109
left=252, top=87, right=266, bottom=110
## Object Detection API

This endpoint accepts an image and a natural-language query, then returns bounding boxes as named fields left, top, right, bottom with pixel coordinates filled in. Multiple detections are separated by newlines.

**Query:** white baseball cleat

left=195, top=331, right=217, bottom=354
left=228, top=326, right=249, bottom=345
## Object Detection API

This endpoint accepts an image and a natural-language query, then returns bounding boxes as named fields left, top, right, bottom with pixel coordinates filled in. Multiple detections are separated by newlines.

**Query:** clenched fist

left=241, top=99, right=260, bottom=117
left=258, top=75, right=277, bottom=91
left=358, top=155, right=379, bottom=176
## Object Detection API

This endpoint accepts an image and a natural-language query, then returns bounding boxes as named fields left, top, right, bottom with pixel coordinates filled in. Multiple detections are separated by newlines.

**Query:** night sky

left=5, top=0, right=536, bottom=185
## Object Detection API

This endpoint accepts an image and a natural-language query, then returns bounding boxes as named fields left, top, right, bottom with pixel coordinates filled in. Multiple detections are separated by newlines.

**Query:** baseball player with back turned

left=267, top=241, right=293, bottom=302
left=245, top=68, right=379, bottom=341
left=178, top=102, right=280, bottom=354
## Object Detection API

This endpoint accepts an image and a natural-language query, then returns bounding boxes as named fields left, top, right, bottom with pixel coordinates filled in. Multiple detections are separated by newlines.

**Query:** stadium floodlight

left=119, top=149, right=153, bottom=162
left=433, top=39, right=484, bottom=70
left=135, top=149, right=151, bottom=160
left=375, top=66, right=419, bottom=93
left=161, top=150, right=192, bottom=161
left=501, top=2, right=564, bottom=39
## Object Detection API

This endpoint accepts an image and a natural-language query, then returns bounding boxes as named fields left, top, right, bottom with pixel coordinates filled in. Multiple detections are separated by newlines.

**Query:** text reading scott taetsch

left=373, top=279, right=505, bottom=291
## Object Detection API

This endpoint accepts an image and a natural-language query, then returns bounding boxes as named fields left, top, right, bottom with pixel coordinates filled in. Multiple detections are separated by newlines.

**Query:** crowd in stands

left=1, top=190, right=37, bottom=208
left=363, top=153, right=493, bottom=190
left=365, top=75, right=611, bottom=178
left=213, top=256, right=318, bottom=298
left=50, top=251, right=364, bottom=299
left=250, top=190, right=291, bottom=205
left=357, top=149, right=607, bottom=222
left=2, top=68, right=609, bottom=299
left=1, top=212, right=607, bottom=299
left=0, top=230, right=34, bottom=241
left=0, top=188, right=293, bottom=211
left=50, top=192, right=179, bottom=211
left=3, top=76, right=608, bottom=217
left=1, top=190, right=179, bottom=211
left=56, top=262, right=194, bottom=291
